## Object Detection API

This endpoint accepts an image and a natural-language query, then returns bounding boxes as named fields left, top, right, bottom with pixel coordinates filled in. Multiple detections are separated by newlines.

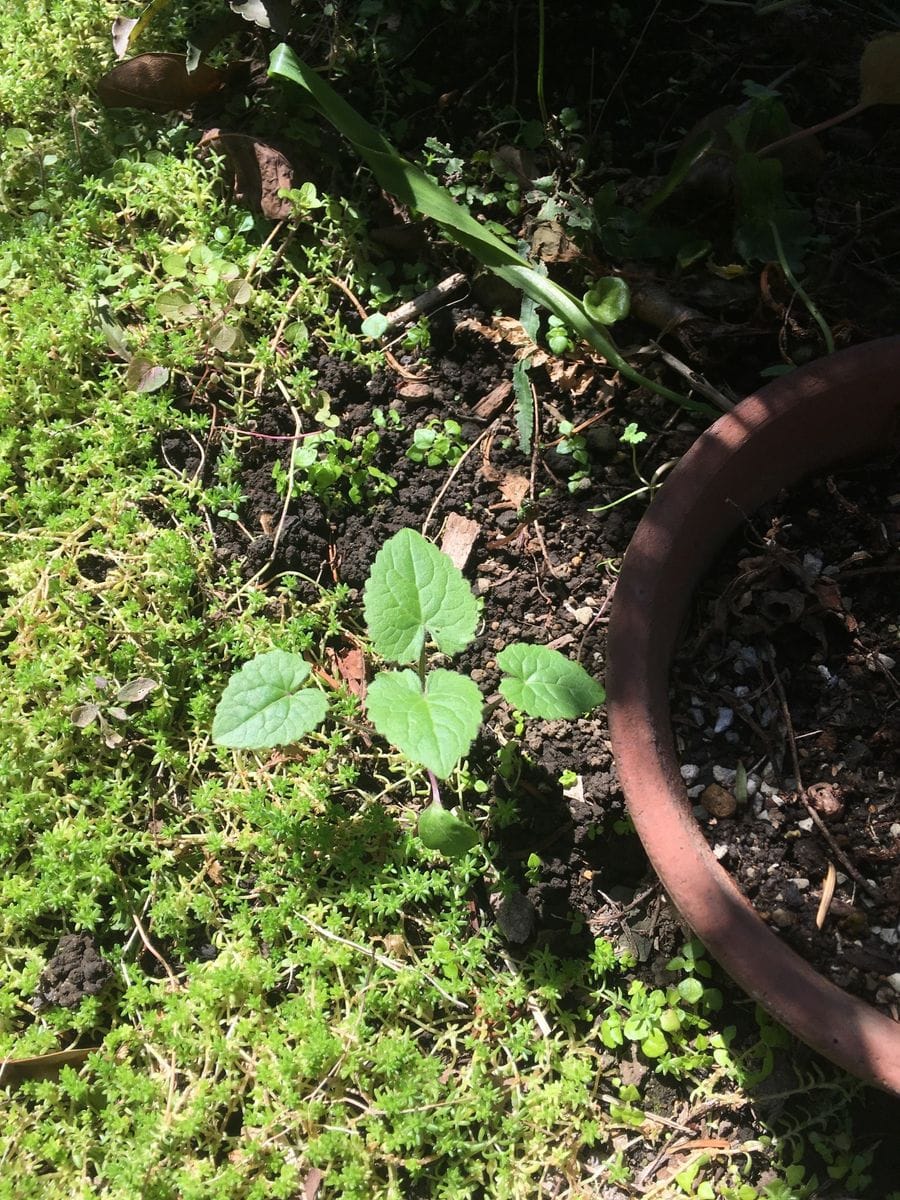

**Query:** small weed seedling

left=212, top=528, right=604, bottom=856
left=71, top=675, right=159, bottom=749
left=590, top=422, right=677, bottom=514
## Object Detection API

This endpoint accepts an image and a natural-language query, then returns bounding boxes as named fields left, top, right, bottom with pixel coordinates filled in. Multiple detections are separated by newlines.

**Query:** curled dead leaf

left=198, top=128, right=297, bottom=220
left=111, top=17, right=138, bottom=60
left=97, top=53, right=227, bottom=113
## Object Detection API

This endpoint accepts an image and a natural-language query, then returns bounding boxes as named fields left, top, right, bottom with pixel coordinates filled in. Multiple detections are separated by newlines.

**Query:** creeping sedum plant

left=213, top=528, right=604, bottom=854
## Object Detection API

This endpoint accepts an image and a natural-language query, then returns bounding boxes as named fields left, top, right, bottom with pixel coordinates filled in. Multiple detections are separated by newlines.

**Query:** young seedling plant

left=212, top=528, right=604, bottom=856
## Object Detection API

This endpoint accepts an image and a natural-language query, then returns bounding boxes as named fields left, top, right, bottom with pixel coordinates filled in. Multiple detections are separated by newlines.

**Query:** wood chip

left=440, top=513, right=480, bottom=570
left=473, top=379, right=512, bottom=420
left=499, top=472, right=529, bottom=508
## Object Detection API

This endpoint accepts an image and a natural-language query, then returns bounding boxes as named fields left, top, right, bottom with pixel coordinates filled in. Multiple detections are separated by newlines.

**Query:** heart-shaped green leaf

left=497, top=643, right=605, bottom=719
left=212, top=649, right=328, bottom=748
left=364, top=528, right=479, bottom=663
left=417, top=803, right=479, bottom=857
left=365, top=668, right=483, bottom=778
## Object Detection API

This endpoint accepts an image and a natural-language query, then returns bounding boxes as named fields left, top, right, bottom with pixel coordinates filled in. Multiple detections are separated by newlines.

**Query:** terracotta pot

left=606, top=338, right=900, bottom=1094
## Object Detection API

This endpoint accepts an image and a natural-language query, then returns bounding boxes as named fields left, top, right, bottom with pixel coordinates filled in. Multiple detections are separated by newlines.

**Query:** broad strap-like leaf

left=417, top=802, right=479, bottom=858
left=212, top=649, right=328, bottom=749
left=363, top=528, right=478, bottom=663
left=366, top=668, right=483, bottom=778
left=497, top=643, right=605, bottom=719
left=267, top=44, right=707, bottom=415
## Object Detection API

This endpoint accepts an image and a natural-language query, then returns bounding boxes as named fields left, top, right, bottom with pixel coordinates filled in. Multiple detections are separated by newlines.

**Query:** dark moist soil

left=153, top=0, right=900, bottom=1052
left=670, top=461, right=900, bottom=1016
left=34, top=934, right=112, bottom=1010
left=163, top=304, right=669, bottom=955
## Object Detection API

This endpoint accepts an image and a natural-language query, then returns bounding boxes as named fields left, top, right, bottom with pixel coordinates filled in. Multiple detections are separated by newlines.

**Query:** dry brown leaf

left=333, top=647, right=367, bottom=700
left=530, top=218, right=580, bottom=263
left=454, top=316, right=500, bottom=343
left=303, top=1168, right=326, bottom=1200
left=440, top=513, right=480, bottom=571
left=205, top=857, right=224, bottom=885
left=491, top=315, right=534, bottom=348
left=545, top=358, right=595, bottom=397
left=97, top=53, right=227, bottom=112
left=199, top=128, right=297, bottom=220
left=499, top=473, right=529, bottom=509
left=860, top=32, right=900, bottom=108
left=0, top=1048, right=98, bottom=1090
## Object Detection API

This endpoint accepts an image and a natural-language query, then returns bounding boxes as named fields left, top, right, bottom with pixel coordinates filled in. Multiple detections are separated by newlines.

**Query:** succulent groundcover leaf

left=418, top=803, right=479, bottom=858
left=365, top=668, right=483, bottom=778
left=212, top=649, right=328, bottom=749
left=363, top=528, right=478, bottom=663
left=497, top=643, right=605, bottom=719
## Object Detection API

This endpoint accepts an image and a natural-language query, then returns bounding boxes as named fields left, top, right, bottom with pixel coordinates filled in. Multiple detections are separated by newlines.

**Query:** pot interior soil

left=669, top=455, right=900, bottom=1016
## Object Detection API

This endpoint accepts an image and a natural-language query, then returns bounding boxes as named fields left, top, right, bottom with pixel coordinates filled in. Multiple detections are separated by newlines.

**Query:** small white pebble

left=890, top=824, right=900, bottom=838
left=714, top=707, right=734, bottom=733
left=713, top=844, right=729, bottom=860
left=713, top=765, right=737, bottom=785
left=887, top=974, right=900, bottom=995
left=874, top=927, right=900, bottom=946
left=802, top=552, right=823, bottom=577
left=797, top=818, right=814, bottom=832
left=680, top=764, right=701, bottom=783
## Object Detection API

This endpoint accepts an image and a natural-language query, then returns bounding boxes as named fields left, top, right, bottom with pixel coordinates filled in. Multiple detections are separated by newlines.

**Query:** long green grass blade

left=268, top=44, right=710, bottom=416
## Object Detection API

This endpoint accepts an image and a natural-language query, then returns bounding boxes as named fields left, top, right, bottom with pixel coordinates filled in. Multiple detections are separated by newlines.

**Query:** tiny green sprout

left=620, top=422, right=646, bottom=447
left=406, top=418, right=466, bottom=468
left=546, top=314, right=575, bottom=356
left=525, top=852, right=542, bottom=885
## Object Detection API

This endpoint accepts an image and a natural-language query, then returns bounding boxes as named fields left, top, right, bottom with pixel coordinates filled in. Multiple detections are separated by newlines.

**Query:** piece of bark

left=473, top=380, right=512, bottom=420
left=440, top=514, right=480, bottom=571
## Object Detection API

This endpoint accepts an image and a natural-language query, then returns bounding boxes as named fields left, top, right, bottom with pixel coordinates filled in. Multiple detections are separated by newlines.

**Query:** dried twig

left=295, top=912, right=468, bottom=1011
left=381, top=272, right=467, bottom=333
left=644, top=341, right=735, bottom=413
left=326, top=273, right=425, bottom=380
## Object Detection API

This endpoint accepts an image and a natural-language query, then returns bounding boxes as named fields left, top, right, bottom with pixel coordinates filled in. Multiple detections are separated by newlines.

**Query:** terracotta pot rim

left=606, top=337, right=900, bottom=1094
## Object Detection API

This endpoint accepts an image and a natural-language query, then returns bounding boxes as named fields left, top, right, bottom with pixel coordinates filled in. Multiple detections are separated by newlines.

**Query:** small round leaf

left=583, top=277, right=630, bottom=326
left=418, top=803, right=479, bottom=858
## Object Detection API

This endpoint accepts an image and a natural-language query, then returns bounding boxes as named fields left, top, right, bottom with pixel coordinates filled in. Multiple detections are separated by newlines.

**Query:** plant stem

left=536, top=0, right=548, bottom=129
left=427, top=769, right=443, bottom=809
left=757, top=101, right=867, bottom=159
left=769, top=221, right=834, bottom=356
